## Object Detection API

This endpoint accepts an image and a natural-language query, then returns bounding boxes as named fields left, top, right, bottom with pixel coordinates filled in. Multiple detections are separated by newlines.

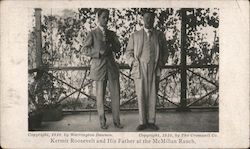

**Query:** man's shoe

left=101, top=124, right=108, bottom=129
left=148, top=123, right=159, bottom=130
left=114, top=123, right=124, bottom=129
left=136, top=124, right=147, bottom=131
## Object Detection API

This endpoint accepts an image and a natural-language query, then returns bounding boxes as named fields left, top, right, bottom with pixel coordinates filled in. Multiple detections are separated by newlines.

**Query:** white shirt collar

left=98, top=25, right=106, bottom=33
left=144, top=27, right=153, bottom=36
left=144, top=27, right=149, bottom=33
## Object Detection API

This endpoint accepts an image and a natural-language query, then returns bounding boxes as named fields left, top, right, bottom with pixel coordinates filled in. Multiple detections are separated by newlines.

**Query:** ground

left=37, top=110, right=219, bottom=132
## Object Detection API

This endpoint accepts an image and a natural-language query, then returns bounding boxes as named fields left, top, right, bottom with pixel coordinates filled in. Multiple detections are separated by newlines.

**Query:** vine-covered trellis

left=28, top=8, right=219, bottom=112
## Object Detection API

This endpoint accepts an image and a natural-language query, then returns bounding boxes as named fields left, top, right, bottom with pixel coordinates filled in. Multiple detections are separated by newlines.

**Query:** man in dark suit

left=83, top=9, right=123, bottom=129
left=125, top=9, right=168, bottom=131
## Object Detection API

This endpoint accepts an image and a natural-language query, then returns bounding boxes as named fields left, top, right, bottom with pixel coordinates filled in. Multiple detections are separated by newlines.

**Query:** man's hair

left=96, top=9, right=110, bottom=18
left=141, top=8, right=156, bottom=17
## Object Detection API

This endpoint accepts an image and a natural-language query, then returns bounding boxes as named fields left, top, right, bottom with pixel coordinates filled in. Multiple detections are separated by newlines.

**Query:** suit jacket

left=83, top=27, right=121, bottom=81
left=125, top=28, right=168, bottom=79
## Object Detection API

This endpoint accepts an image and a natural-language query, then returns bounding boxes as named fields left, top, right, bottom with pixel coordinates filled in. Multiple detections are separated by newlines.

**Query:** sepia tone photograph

left=28, top=7, right=219, bottom=132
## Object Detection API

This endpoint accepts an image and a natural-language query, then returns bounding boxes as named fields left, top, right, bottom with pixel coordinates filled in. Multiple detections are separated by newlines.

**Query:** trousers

left=134, top=61, right=158, bottom=125
left=95, top=76, right=121, bottom=126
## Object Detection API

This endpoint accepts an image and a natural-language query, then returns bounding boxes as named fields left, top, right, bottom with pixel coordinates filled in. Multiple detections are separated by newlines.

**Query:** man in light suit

left=83, top=9, right=123, bottom=129
left=125, top=10, right=168, bottom=131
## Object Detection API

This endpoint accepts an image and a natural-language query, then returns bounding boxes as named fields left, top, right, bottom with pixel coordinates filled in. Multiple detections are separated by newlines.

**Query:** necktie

left=102, top=29, right=110, bottom=56
left=103, top=30, right=108, bottom=43
left=148, top=30, right=152, bottom=38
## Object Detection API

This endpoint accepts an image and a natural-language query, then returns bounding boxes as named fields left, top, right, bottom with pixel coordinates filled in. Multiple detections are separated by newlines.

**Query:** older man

left=83, top=9, right=123, bottom=129
left=126, top=9, right=168, bottom=131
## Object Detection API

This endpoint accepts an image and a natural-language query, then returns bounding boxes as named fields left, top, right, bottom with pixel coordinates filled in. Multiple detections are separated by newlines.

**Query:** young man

left=126, top=9, right=168, bottom=131
left=83, top=9, right=123, bottom=129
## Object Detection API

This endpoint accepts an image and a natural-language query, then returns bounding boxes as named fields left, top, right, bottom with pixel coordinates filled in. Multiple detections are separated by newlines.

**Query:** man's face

left=143, top=13, right=155, bottom=29
left=98, top=11, right=109, bottom=28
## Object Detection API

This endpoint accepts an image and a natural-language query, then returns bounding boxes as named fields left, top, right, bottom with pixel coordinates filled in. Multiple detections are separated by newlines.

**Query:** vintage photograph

left=28, top=7, right=219, bottom=132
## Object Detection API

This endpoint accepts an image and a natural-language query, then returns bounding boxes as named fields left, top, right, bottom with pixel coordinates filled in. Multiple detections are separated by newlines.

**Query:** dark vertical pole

left=34, top=8, right=44, bottom=108
left=35, top=8, right=43, bottom=68
left=179, top=8, right=189, bottom=111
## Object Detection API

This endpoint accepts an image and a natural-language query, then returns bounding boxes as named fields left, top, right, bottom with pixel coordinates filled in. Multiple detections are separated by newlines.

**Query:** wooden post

left=178, top=8, right=190, bottom=111
left=35, top=8, right=43, bottom=68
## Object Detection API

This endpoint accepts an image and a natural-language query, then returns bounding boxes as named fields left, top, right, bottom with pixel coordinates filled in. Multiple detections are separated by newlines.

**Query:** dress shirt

left=144, top=27, right=153, bottom=37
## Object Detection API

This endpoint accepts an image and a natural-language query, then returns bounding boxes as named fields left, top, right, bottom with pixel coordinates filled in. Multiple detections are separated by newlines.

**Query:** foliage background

left=28, top=8, right=219, bottom=110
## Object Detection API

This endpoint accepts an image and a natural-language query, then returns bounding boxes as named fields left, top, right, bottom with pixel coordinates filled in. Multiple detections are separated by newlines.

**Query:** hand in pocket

left=131, top=60, right=140, bottom=78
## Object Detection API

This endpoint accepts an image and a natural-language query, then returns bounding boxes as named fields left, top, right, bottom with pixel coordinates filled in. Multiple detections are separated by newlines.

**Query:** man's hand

left=131, top=59, right=139, bottom=68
